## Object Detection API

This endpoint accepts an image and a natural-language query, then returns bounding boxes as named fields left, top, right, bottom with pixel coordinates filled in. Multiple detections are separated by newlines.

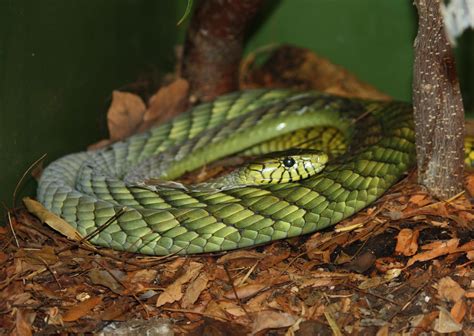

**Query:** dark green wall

left=246, top=0, right=416, bottom=100
left=0, top=1, right=185, bottom=207
left=0, top=0, right=472, bottom=209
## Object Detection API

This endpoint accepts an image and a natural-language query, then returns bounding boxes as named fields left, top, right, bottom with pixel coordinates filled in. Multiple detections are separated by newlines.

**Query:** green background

left=0, top=0, right=472, bottom=211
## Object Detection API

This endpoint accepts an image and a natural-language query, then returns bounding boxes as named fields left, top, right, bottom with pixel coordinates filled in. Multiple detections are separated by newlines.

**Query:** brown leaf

left=23, top=197, right=89, bottom=244
left=450, top=299, right=467, bottom=323
left=434, top=306, right=463, bottom=333
left=406, top=239, right=459, bottom=267
left=411, top=311, right=439, bottom=335
left=224, top=283, right=267, bottom=300
left=126, top=269, right=158, bottom=284
left=100, top=300, right=131, bottom=321
left=241, top=45, right=390, bottom=101
left=62, top=296, right=103, bottom=322
left=395, top=228, right=419, bottom=256
left=251, top=310, right=296, bottom=335
left=465, top=174, right=474, bottom=196
left=408, top=194, right=432, bottom=207
left=156, top=261, right=203, bottom=307
left=107, top=91, right=146, bottom=141
left=88, top=269, right=123, bottom=294
left=182, top=272, right=209, bottom=308
left=139, top=78, right=189, bottom=131
left=217, top=250, right=265, bottom=264
left=12, top=310, right=35, bottom=336
left=436, top=276, right=466, bottom=303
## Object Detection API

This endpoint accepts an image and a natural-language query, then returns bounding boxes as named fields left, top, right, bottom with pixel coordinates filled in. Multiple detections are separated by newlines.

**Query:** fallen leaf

left=408, top=194, right=432, bottom=207
left=23, top=197, right=89, bottom=244
left=240, top=45, right=390, bottom=101
left=108, top=90, right=146, bottom=141
left=156, top=261, right=203, bottom=307
left=12, top=310, right=35, bottom=336
left=62, top=296, right=103, bottom=322
left=224, top=283, right=267, bottom=300
left=407, top=239, right=459, bottom=267
left=88, top=269, right=123, bottom=294
left=126, top=269, right=158, bottom=284
left=182, top=272, right=209, bottom=308
left=251, top=310, right=296, bottom=335
left=410, top=311, right=439, bottom=335
left=395, top=228, right=419, bottom=256
left=217, top=250, right=265, bottom=264
left=344, top=251, right=376, bottom=273
left=433, top=306, right=463, bottom=333
left=465, top=175, right=474, bottom=196
left=374, top=257, right=405, bottom=273
left=100, top=300, right=131, bottom=321
left=139, top=78, right=189, bottom=131
left=450, top=299, right=466, bottom=323
left=436, top=276, right=465, bottom=303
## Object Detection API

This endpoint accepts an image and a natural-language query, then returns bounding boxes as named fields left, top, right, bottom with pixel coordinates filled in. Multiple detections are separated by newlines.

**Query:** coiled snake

left=37, top=90, right=416, bottom=255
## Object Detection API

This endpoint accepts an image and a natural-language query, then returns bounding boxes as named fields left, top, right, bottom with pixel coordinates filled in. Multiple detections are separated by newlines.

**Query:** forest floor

left=1, top=46, right=473, bottom=335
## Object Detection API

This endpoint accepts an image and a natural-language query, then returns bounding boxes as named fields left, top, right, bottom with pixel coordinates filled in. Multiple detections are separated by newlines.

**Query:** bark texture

left=413, top=0, right=465, bottom=199
left=181, top=0, right=265, bottom=102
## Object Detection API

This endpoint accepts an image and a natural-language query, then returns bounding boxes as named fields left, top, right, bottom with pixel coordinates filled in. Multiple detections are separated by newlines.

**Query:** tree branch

left=413, top=0, right=465, bottom=199
left=181, top=0, right=265, bottom=102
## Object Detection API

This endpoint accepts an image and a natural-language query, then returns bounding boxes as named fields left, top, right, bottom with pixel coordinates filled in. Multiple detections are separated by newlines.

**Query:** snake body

left=37, top=90, right=415, bottom=255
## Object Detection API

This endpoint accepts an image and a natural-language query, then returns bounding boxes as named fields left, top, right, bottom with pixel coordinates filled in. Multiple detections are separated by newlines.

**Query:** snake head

left=242, top=149, right=329, bottom=184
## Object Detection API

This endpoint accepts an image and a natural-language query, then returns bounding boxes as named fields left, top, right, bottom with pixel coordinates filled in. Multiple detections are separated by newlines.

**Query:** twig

left=12, top=153, right=47, bottom=208
left=37, top=256, right=62, bottom=289
left=162, top=307, right=228, bottom=321
left=342, top=283, right=398, bottom=306
left=6, top=210, right=19, bottom=248
left=387, top=277, right=432, bottom=322
left=223, top=262, right=251, bottom=320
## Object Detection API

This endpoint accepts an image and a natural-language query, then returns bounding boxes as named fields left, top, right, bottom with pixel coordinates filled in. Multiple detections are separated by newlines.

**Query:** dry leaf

left=410, top=311, right=439, bottom=335
left=407, top=239, right=459, bottom=267
left=251, top=310, right=296, bottom=335
left=12, top=310, right=34, bottom=336
left=436, top=276, right=466, bottom=302
left=395, top=228, right=419, bottom=256
left=62, top=296, right=103, bottom=322
left=100, top=300, right=131, bottom=321
left=434, top=306, right=463, bottom=333
left=217, top=250, right=265, bottom=264
left=107, top=91, right=146, bottom=141
left=465, top=175, right=474, bottom=196
left=126, top=269, right=158, bottom=284
left=408, top=194, right=431, bottom=207
left=88, top=269, right=123, bottom=295
left=156, top=261, right=203, bottom=307
left=23, top=197, right=88, bottom=244
left=240, top=45, right=390, bottom=101
left=450, top=299, right=466, bottom=323
left=224, top=283, right=267, bottom=300
left=139, top=78, right=189, bottom=131
left=182, top=272, right=209, bottom=308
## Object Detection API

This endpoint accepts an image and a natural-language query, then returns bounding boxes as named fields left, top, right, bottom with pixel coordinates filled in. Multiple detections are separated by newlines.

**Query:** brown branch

left=413, top=0, right=465, bottom=199
left=181, top=0, right=265, bottom=102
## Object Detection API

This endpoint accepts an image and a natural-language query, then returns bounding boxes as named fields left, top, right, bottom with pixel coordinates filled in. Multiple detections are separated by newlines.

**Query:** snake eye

left=282, top=157, right=295, bottom=168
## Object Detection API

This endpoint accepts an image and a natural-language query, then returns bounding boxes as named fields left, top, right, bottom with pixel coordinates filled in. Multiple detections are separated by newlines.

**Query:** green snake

left=37, top=90, right=416, bottom=255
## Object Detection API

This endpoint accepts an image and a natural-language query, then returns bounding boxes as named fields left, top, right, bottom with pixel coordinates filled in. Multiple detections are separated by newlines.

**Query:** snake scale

left=37, top=90, right=415, bottom=255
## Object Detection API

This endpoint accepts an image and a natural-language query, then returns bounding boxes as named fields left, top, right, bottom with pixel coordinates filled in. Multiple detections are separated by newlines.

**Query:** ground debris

left=2, top=174, right=473, bottom=334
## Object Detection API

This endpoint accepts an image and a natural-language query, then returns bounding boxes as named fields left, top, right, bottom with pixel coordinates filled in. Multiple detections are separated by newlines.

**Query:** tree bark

left=181, top=0, right=265, bottom=102
left=413, top=0, right=465, bottom=199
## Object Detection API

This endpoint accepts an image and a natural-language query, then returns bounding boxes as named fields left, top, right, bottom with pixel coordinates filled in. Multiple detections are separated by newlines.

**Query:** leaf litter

left=2, top=45, right=473, bottom=335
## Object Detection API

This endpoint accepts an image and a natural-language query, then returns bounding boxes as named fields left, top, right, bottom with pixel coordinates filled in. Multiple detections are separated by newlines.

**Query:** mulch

left=1, top=172, right=473, bottom=335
